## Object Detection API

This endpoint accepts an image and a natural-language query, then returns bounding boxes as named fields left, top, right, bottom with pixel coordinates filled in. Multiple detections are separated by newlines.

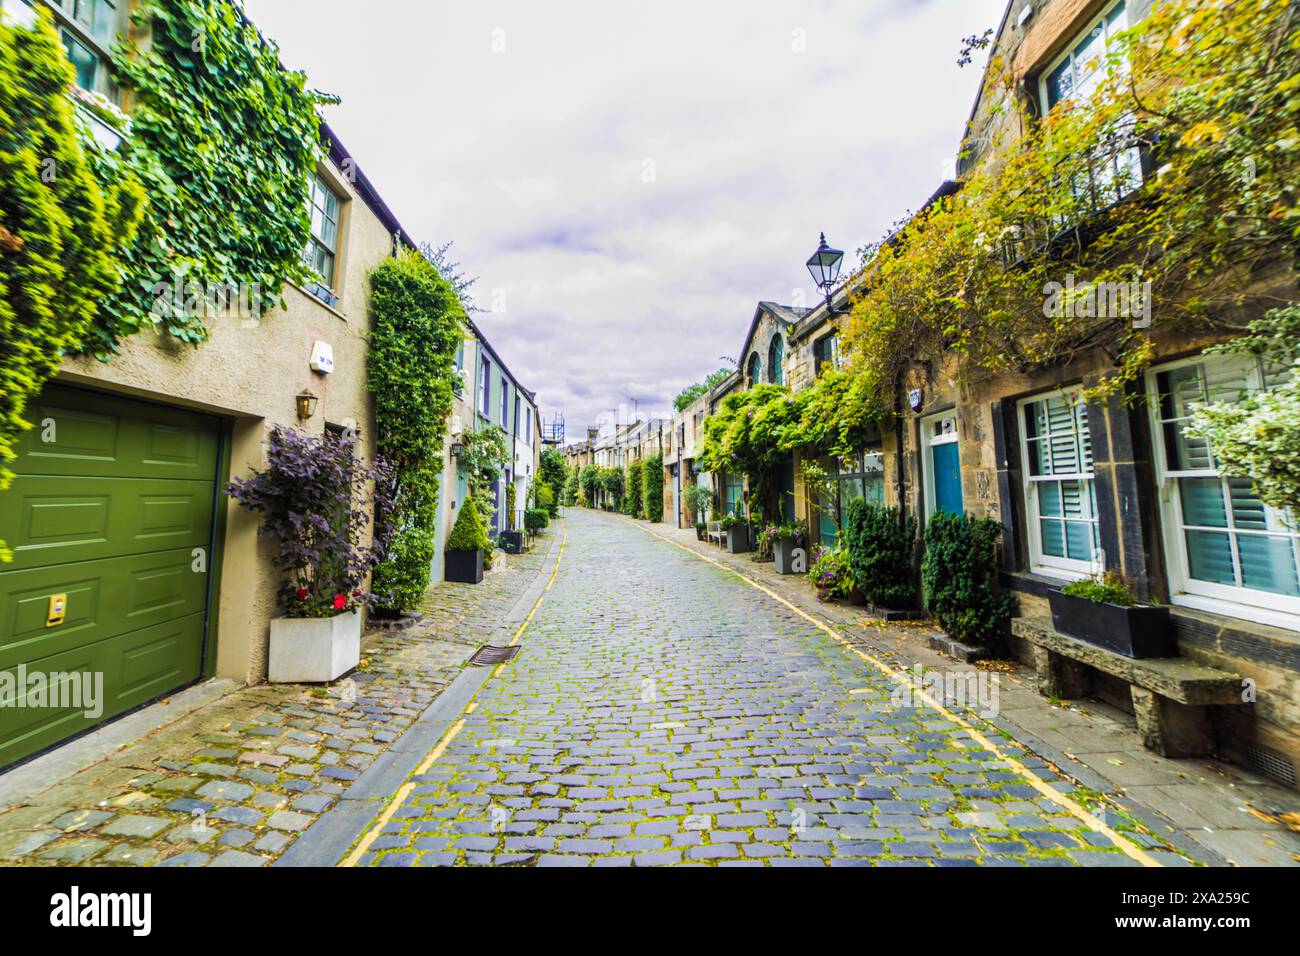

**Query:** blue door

left=932, top=442, right=964, bottom=516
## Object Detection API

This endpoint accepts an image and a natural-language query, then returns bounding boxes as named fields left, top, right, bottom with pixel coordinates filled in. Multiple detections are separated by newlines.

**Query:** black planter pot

left=444, top=548, right=484, bottom=584
left=1048, top=589, right=1174, bottom=658
left=500, top=531, right=524, bottom=554
left=773, top=537, right=805, bottom=574
left=724, top=525, right=750, bottom=554
left=695, top=526, right=707, bottom=541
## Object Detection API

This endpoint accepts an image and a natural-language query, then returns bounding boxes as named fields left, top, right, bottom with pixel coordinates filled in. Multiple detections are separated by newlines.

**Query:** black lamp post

left=805, top=232, right=844, bottom=311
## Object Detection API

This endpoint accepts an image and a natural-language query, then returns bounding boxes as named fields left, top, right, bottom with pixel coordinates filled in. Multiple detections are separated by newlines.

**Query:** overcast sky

left=243, top=0, right=1007, bottom=439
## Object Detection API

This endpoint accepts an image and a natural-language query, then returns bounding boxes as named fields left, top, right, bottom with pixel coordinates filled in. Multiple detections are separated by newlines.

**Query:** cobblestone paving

left=0, top=544, right=550, bottom=867
left=363, top=510, right=1144, bottom=867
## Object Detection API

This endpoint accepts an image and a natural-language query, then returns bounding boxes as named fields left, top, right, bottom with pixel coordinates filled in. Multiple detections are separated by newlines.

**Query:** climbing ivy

left=87, top=0, right=331, bottom=355
left=642, top=452, right=664, bottom=523
left=366, top=249, right=464, bottom=612
left=0, top=9, right=147, bottom=561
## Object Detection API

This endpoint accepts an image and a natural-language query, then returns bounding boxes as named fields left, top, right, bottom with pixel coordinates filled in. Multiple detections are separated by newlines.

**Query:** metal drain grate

left=468, top=644, right=520, bottom=667
left=1245, top=744, right=1297, bottom=787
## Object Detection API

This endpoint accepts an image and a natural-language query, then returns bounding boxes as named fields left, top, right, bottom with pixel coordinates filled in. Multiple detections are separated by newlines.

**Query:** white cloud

left=243, top=0, right=1008, bottom=435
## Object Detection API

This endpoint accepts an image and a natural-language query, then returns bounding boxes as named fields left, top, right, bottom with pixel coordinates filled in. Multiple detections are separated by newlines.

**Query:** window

left=40, top=0, right=125, bottom=96
left=1148, top=355, right=1300, bottom=628
left=1019, top=392, right=1099, bottom=577
left=499, top=376, right=508, bottom=428
left=452, top=341, right=465, bottom=395
left=1039, top=0, right=1143, bottom=215
left=768, top=335, right=785, bottom=385
left=304, top=173, right=342, bottom=292
left=514, top=395, right=521, bottom=439
left=747, top=352, right=762, bottom=387
left=814, top=332, right=839, bottom=376
left=724, top=473, right=744, bottom=516
left=814, top=444, right=885, bottom=548
left=480, top=358, right=491, bottom=416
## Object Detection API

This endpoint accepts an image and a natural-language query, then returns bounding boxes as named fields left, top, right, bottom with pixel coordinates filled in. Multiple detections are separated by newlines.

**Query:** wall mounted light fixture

left=295, top=389, right=319, bottom=421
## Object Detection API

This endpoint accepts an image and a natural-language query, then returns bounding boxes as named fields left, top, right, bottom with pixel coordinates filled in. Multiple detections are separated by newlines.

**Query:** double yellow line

left=339, top=530, right=567, bottom=867
left=618, top=516, right=1160, bottom=868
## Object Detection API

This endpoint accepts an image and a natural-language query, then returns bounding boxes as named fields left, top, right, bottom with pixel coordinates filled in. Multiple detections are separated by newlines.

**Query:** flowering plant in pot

left=227, top=427, right=396, bottom=683
left=808, top=545, right=853, bottom=602
left=762, top=520, right=806, bottom=575
left=718, top=512, right=750, bottom=553
left=1050, top=571, right=1173, bottom=658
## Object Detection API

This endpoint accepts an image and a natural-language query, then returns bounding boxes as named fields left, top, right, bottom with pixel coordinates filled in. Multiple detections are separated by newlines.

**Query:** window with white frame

left=304, top=173, right=342, bottom=292
left=1019, top=391, right=1099, bottom=576
left=1039, top=0, right=1143, bottom=215
left=499, top=376, right=508, bottom=428
left=480, top=357, right=491, bottom=416
left=1148, top=354, right=1300, bottom=627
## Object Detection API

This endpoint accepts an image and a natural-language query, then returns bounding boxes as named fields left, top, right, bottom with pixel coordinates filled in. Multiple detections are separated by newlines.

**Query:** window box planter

left=445, top=548, right=484, bottom=584
left=773, top=536, right=804, bottom=575
left=724, top=524, right=750, bottom=554
left=268, top=610, right=361, bottom=684
left=500, top=531, right=524, bottom=554
left=1048, top=589, right=1174, bottom=659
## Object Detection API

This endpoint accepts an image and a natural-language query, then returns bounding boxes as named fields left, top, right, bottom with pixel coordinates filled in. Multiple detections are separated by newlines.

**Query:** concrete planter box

left=724, top=525, right=750, bottom=554
left=268, top=610, right=361, bottom=684
left=445, top=548, right=484, bottom=584
left=1048, top=589, right=1174, bottom=659
left=773, top=537, right=805, bottom=574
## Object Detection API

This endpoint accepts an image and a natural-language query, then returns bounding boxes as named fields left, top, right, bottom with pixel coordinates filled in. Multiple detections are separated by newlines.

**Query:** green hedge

left=625, top=459, right=644, bottom=517
left=643, top=452, right=664, bottom=522
left=524, top=508, right=548, bottom=532
left=844, top=500, right=916, bottom=608
left=921, top=512, right=1017, bottom=647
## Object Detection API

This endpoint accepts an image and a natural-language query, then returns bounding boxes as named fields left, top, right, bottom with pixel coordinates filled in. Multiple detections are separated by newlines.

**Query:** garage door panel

left=116, top=614, right=204, bottom=703
left=1, top=476, right=213, bottom=571
left=0, top=550, right=207, bottom=668
left=0, top=386, right=217, bottom=768
left=0, top=645, right=105, bottom=769
left=13, top=386, right=219, bottom=480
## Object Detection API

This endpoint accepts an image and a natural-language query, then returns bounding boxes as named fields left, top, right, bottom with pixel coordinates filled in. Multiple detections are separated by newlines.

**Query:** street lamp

left=805, top=232, right=844, bottom=311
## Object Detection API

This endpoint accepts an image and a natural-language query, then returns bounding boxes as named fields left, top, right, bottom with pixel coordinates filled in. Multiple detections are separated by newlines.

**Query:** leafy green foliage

left=365, top=250, right=464, bottom=611
left=1187, top=305, right=1300, bottom=515
left=674, top=367, right=732, bottom=412
left=1061, top=570, right=1138, bottom=607
left=624, top=459, right=643, bottom=518
left=534, top=481, right=554, bottom=516
left=460, top=425, right=509, bottom=522
left=578, top=463, right=600, bottom=506
left=0, top=10, right=147, bottom=561
left=87, top=0, right=329, bottom=355
left=684, top=482, right=714, bottom=522
left=844, top=500, right=916, bottom=608
left=642, top=452, right=664, bottom=522
left=539, top=448, right=566, bottom=516
left=562, top=463, right=580, bottom=506
left=599, top=465, right=624, bottom=509
left=844, top=0, right=1299, bottom=405
left=921, top=513, right=1016, bottom=647
left=524, top=508, right=548, bottom=532
left=446, top=499, right=489, bottom=552
left=808, top=546, right=853, bottom=601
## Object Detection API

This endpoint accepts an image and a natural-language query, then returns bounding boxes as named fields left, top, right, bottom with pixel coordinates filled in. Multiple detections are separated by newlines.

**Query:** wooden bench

left=1012, top=617, right=1246, bottom=758
left=706, top=521, right=725, bottom=547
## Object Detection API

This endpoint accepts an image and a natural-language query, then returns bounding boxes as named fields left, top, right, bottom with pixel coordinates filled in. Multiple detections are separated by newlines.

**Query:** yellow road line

left=616, top=515, right=1160, bottom=868
left=338, top=529, right=567, bottom=867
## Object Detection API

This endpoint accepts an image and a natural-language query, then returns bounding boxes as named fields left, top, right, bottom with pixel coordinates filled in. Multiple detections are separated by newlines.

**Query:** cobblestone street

left=357, top=510, right=1176, bottom=867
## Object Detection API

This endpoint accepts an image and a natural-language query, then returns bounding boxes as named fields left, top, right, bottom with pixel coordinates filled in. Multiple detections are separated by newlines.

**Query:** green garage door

left=0, top=385, right=220, bottom=769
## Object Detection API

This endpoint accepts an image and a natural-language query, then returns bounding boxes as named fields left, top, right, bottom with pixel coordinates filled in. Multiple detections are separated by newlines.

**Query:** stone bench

left=1012, top=617, right=1246, bottom=759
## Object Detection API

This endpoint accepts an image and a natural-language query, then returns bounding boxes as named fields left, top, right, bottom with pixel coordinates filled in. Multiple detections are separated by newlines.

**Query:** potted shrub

left=844, top=500, right=917, bottom=609
left=695, top=517, right=708, bottom=541
left=719, top=512, right=750, bottom=553
left=762, top=520, right=806, bottom=575
left=227, top=427, right=395, bottom=684
left=524, top=507, right=549, bottom=539
left=445, top=501, right=489, bottom=584
left=921, top=513, right=1017, bottom=653
left=684, top=484, right=714, bottom=536
left=1049, top=571, right=1174, bottom=658
left=501, top=483, right=524, bottom=553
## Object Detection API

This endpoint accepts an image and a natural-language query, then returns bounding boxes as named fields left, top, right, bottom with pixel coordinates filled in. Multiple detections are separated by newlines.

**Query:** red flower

left=294, top=587, right=308, bottom=600
left=333, top=593, right=346, bottom=611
